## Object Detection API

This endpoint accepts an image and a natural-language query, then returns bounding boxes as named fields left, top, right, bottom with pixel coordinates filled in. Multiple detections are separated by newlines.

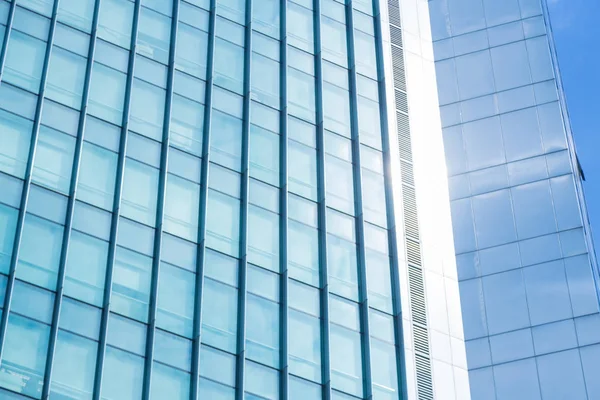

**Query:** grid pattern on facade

left=0, top=0, right=408, bottom=399
left=428, top=0, right=600, bottom=399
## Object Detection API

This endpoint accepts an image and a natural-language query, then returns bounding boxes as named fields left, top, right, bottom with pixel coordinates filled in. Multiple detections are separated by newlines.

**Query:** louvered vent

left=388, top=0, right=401, bottom=27
left=385, top=1, right=434, bottom=399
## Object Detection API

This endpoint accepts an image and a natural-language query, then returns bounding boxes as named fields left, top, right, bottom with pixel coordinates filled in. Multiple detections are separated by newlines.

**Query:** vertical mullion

left=0, top=0, right=16, bottom=80
left=313, top=0, right=332, bottom=398
left=235, top=0, right=253, bottom=398
left=0, top=0, right=61, bottom=364
left=345, top=3, right=374, bottom=398
left=92, top=0, right=143, bottom=398
left=279, top=0, right=289, bottom=399
left=141, top=0, right=180, bottom=398
left=190, top=0, right=217, bottom=398
left=372, top=0, right=409, bottom=398
left=41, top=0, right=103, bottom=397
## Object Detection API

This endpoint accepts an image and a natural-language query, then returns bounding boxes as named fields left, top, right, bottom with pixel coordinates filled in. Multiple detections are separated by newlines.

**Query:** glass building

left=0, top=1, right=596, bottom=400
left=427, top=0, right=600, bottom=399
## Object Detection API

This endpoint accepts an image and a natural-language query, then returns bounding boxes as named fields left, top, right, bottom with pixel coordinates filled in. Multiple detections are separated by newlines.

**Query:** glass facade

left=0, top=0, right=408, bottom=400
left=428, top=0, right=600, bottom=399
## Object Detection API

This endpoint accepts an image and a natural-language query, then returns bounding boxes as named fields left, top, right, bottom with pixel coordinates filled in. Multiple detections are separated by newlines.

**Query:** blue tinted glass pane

left=206, top=190, right=240, bottom=257
left=175, top=23, right=208, bottom=78
left=102, top=347, right=144, bottom=400
left=121, top=159, right=159, bottom=226
left=493, top=358, right=541, bottom=400
left=17, top=214, right=63, bottom=290
left=253, top=0, right=279, bottom=37
left=51, top=330, right=97, bottom=399
left=289, top=376, right=321, bottom=400
left=472, top=189, right=516, bottom=249
left=288, top=221, right=319, bottom=286
left=151, top=363, right=190, bottom=400
left=89, top=62, right=126, bottom=125
left=366, top=250, right=392, bottom=313
left=371, top=339, right=398, bottom=395
left=4, top=31, right=46, bottom=93
left=248, top=206, right=279, bottom=272
left=65, top=231, right=108, bottom=306
left=483, top=270, right=530, bottom=335
left=287, top=2, right=313, bottom=51
left=157, top=262, right=195, bottom=338
left=328, top=235, right=359, bottom=301
left=288, top=68, right=315, bottom=122
left=211, top=111, right=242, bottom=171
left=330, top=325, right=363, bottom=396
left=246, top=294, right=280, bottom=368
left=289, top=309, right=321, bottom=382
left=511, top=180, right=556, bottom=240
left=0, top=204, right=18, bottom=275
left=245, top=361, right=278, bottom=400
left=0, top=109, right=33, bottom=179
left=77, top=143, right=117, bottom=210
left=288, top=140, right=317, bottom=200
left=111, top=247, right=152, bottom=322
left=138, top=7, right=171, bottom=64
left=199, top=345, right=236, bottom=386
left=214, top=38, right=244, bottom=94
left=323, top=83, right=351, bottom=136
left=198, top=378, right=235, bottom=400
left=98, top=0, right=134, bottom=49
left=0, top=315, right=49, bottom=399
left=164, top=174, right=200, bottom=242
left=46, top=46, right=87, bottom=109
left=32, top=127, right=75, bottom=194
left=58, top=0, right=95, bottom=32
left=130, top=79, right=166, bottom=141
left=326, top=156, right=354, bottom=215
left=170, top=94, right=204, bottom=156
left=202, top=278, right=238, bottom=353
left=249, top=126, right=279, bottom=186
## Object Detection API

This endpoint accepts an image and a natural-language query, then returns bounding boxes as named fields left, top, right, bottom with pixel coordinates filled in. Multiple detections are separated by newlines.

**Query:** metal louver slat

left=386, top=2, right=434, bottom=398
left=388, top=0, right=401, bottom=27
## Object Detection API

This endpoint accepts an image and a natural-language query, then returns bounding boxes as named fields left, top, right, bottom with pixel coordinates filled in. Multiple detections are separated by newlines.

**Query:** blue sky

left=547, top=0, right=600, bottom=250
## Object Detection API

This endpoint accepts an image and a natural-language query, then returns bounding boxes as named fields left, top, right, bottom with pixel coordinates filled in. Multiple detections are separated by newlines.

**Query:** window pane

left=287, top=2, right=313, bottom=51
left=65, top=231, right=108, bottom=307
left=327, top=235, right=359, bottom=301
left=248, top=206, right=279, bottom=272
left=246, top=294, right=279, bottom=368
left=77, top=142, right=118, bottom=210
left=121, top=159, right=159, bottom=226
left=288, top=140, right=317, bottom=200
left=157, top=262, right=195, bottom=338
left=288, top=221, right=319, bottom=287
left=111, top=247, right=152, bottom=322
left=175, top=23, right=208, bottom=78
left=0, top=110, right=33, bottom=179
left=326, top=155, right=354, bottom=215
left=366, top=250, right=392, bottom=313
left=151, top=363, right=190, bottom=400
left=51, top=330, right=97, bottom=399
left=130, top=79, right=166, bottom=141
left=250, top=125, right=279, bottom=186
left=251, top=53, right=279, bottom=108
left=206, top=190, right=240, bottom=257
left=17, top=214, right=63, bottom=290
left=245, top=360, right=279, bottom=400
left=102, top=347, right=144, bottom=400
left=170, top=94, right=204, bottom=156
left=214, top=38, right=244, bottom=94
left=289, top=309, right=321, bottom=382
left=323, top=83, right=351, bottom=136
left=137, top=7, right=171, bottom=64
left=202, top=278, right=238, bottom=353
left=89, top=62, right=127, bottom=125
left=288, top=68, right=315, bottom=122
left=0, top=204, right=18, bottom=275
left=98, top=0, right=134, bottom=49
left=58, top=0, right=95, bottom=32
left=46, top=47, right=87, bottom=109
left=330, top=325, right=363, bottom=397
left=164, top=174, right=200, bottom=242
left=32, top=127, right=76, bottom=194
left=4, top=31, right=46, bottom=93
left=0, top=315, right=49, bottom=399
left=211, top=110, right=242, bottom=171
